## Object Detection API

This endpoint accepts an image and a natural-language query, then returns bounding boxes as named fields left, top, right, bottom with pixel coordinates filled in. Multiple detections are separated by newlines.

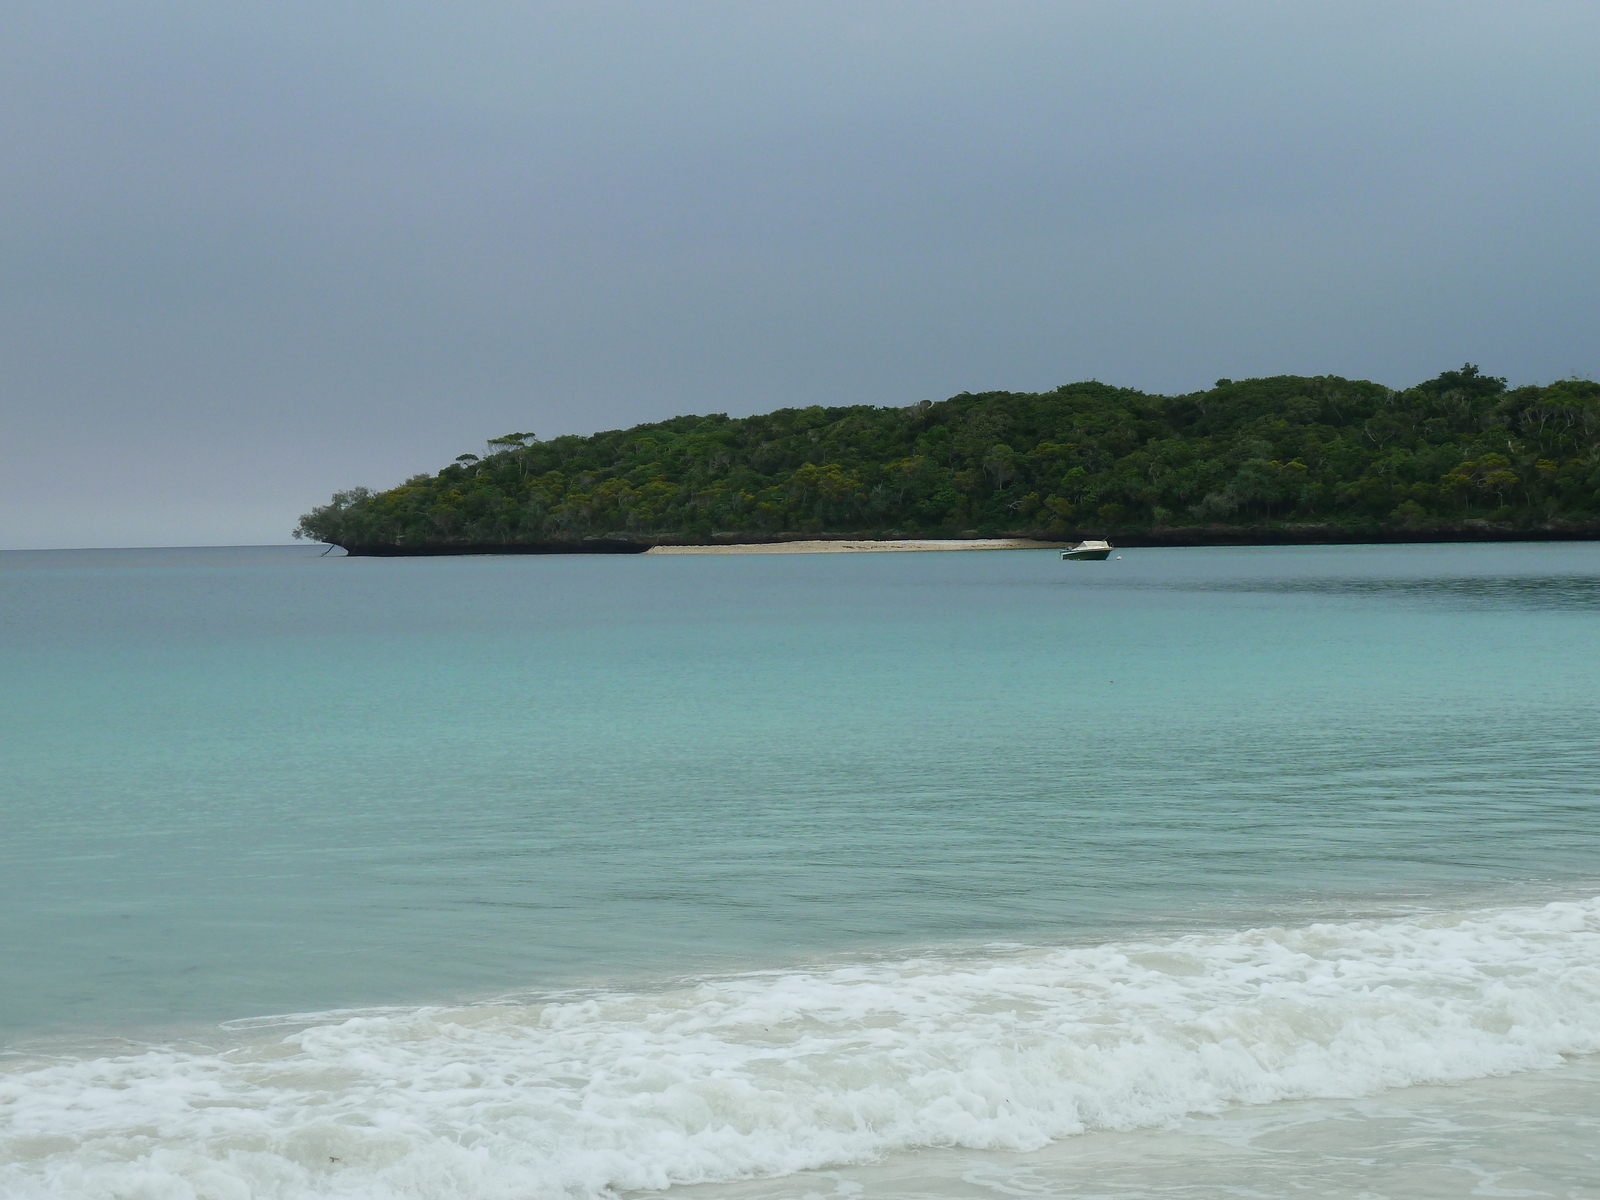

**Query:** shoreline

left=644, top=538, right=1063, bottom=554
left=332, top=524, right=1600, bottom=556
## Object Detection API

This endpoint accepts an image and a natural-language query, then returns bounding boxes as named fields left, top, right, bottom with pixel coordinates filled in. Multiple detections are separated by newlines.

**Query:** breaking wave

left=4, top=899, right=1599, bottom=1199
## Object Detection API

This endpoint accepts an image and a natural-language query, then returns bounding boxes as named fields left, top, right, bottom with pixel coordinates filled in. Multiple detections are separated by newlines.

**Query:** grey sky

left=3, top=1, right=1597, bottom=548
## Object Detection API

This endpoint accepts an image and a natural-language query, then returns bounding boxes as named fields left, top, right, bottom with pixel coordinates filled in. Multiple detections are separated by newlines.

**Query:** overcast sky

left=3, top=1, right=1597, bottom=548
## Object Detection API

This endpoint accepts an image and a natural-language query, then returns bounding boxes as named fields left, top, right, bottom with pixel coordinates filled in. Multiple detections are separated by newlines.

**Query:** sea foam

left=4, top=899, right=1599, bottom=1199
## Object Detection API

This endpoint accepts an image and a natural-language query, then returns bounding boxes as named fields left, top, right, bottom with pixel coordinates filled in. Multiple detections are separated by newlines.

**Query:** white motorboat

left=1061, top=539, right=1114, bottom=561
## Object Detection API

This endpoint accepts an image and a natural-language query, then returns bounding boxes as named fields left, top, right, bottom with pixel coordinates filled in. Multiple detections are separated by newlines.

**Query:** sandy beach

left=644, top=538, right=1064, bottom=554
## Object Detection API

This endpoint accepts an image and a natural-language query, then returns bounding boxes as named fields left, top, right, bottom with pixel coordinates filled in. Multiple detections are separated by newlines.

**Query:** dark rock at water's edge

left=1109, top=521, right=1600, bottom=548
left=339, top=540, right=650, bottom=556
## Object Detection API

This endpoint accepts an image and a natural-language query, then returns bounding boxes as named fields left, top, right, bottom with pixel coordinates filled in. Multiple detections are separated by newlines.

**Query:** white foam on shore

left=4, top=900, right=1599, bottom=1199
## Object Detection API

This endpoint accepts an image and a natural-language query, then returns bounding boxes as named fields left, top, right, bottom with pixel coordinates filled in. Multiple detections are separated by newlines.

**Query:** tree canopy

left=296, top=367, right=1600, bottom=548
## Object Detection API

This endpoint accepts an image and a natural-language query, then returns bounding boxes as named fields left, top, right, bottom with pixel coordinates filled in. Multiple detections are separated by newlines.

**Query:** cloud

left=2, top=1, right=1597, bottom=546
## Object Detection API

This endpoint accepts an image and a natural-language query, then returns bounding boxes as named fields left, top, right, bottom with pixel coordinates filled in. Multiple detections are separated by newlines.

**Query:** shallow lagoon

left=2, top=543, right=1598, bottom=1197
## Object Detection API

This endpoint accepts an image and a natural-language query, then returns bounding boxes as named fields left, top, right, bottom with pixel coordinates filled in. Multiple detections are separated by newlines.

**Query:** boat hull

left=1061, top=548, right=1113, bottom=560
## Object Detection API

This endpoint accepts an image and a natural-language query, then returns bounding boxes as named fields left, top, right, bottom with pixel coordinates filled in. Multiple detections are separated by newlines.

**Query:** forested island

left=295, top=366, right=1600, bottom=554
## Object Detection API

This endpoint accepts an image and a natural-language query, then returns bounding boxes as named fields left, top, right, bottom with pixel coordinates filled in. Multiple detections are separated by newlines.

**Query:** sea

left=2, top=541, right=1598, bottom=1199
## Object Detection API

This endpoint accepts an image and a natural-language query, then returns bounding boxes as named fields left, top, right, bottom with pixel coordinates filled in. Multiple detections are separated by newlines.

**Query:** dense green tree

left=295, top=367, right=1600, bottom=548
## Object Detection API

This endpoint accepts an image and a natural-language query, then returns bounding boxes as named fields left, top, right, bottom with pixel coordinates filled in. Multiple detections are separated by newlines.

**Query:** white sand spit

left=645, top=539, right=1064, bottom=554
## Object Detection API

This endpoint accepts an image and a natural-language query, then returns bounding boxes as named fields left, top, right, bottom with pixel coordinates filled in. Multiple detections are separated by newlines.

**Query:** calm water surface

left=5, top=542, right=1598, bottom=1038
left=2, top=543, right=1598, bottom=1199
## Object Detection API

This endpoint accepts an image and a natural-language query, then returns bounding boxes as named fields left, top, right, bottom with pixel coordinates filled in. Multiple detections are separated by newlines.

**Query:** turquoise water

left=3, top=543, right=1599, bottom=1198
